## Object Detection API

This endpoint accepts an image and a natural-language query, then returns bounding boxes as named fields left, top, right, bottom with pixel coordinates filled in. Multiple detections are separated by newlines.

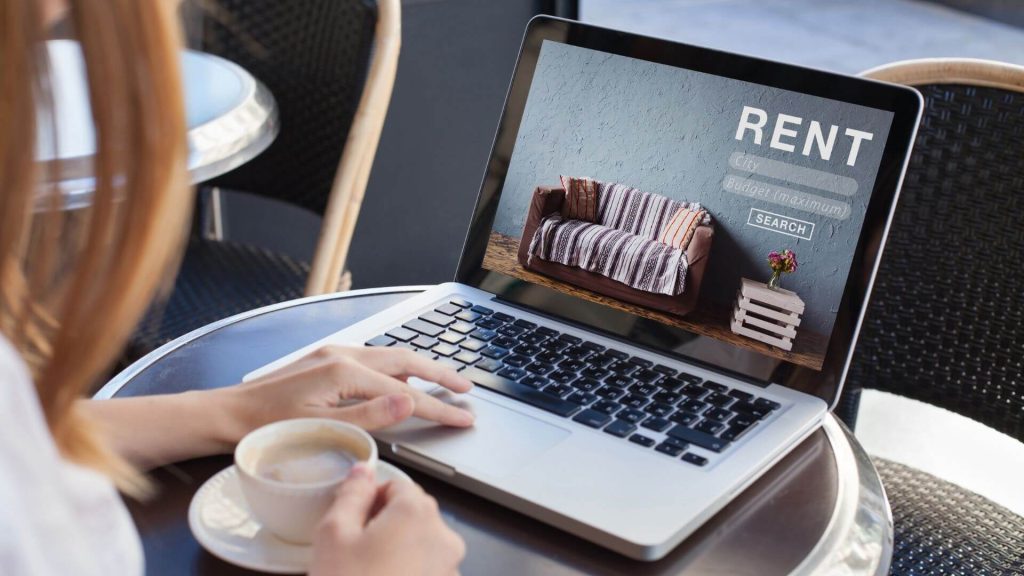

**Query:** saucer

left=188, top=461, right=412, bottom=574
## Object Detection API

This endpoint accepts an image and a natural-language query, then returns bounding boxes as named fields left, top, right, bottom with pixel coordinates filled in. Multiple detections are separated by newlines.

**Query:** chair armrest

left=518, top=185, right=565, bottom=267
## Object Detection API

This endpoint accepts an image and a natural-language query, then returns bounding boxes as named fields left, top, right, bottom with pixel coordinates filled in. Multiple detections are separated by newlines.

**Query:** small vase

left=767, top=270, right=782, bottom=291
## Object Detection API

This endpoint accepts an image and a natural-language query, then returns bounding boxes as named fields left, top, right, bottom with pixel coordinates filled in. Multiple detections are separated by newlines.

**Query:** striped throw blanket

left=528, top=183, right=710, bottom=296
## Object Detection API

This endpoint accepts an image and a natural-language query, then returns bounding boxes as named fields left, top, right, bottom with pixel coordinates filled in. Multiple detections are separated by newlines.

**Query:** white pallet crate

left=730, top=278, right=805, bottom=351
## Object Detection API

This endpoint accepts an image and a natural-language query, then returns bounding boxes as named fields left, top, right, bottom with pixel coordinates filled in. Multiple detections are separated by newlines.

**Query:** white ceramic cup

left=234, top=418, right=378, bottom=544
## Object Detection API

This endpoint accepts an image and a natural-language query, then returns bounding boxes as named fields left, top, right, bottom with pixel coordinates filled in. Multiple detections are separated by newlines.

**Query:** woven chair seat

left=875, top=458, right=1024, bottom=575
left=126, top=239, right=309, bottom=361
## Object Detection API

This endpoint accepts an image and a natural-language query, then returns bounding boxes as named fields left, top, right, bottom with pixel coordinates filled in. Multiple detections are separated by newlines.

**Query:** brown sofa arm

left=517, top=185, right=565, bottom=267
left=683, top=224, right=714, bottom=297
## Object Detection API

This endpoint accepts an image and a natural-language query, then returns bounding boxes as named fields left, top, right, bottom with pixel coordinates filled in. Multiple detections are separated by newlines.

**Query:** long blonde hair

left=0, top=0, right=192, bottom=493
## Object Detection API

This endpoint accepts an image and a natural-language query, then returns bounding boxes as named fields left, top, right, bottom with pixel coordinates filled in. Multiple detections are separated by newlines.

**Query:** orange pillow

left=559, top=176, right=599, bottom=222
left=658, top=206, right=706, bottom=250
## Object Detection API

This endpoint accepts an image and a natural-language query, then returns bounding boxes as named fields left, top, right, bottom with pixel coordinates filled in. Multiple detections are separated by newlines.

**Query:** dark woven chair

left=128, top=0, right=400, bottom=359
left=840, top=59, right=1024, bottom=575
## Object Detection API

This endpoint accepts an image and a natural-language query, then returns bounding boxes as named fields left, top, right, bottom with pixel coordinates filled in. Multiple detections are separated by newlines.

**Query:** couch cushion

left=598, top=182, right=692, bottom=240
left=659, top=206, right=707, bottom=250
left=559, top=176, right=600, bottom=222
left=528, top=215, right=689, bottom=296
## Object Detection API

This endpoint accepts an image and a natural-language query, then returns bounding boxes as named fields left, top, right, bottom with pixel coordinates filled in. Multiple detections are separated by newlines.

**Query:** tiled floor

left=582, top=0, right=1024, bottom=516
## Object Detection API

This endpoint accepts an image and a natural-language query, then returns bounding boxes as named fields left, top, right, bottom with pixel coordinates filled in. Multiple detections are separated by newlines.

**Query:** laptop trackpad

left=383, top=388, right=571, bottom=479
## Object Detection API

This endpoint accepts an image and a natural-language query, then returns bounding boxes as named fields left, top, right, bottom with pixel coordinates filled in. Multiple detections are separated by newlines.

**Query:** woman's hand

left=310, top=464, right=465, bottom=576
left=220, top=346, right=476, bottom=441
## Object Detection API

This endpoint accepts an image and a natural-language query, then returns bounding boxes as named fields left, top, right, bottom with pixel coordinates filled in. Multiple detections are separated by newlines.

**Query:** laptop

left=247, top=17, right=922, bottom=561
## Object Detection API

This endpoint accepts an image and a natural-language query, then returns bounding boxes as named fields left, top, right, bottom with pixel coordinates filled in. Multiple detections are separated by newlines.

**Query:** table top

left=97, top=287, right=892, bottom=575
left=38, top=40, right=278, bottom=210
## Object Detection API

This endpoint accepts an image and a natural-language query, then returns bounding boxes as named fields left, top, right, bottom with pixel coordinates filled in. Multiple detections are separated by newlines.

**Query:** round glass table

left=96, top=287, right=893, bottom=575
left=37, top=39, right=277, bottom=210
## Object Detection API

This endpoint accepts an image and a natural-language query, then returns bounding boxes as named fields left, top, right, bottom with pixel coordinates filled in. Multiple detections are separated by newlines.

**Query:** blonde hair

left=0, top=0, right=192, bottom=494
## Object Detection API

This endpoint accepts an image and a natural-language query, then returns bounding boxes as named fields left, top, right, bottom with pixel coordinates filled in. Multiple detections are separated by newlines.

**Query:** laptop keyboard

left=365, top=298, right=782, bottom=467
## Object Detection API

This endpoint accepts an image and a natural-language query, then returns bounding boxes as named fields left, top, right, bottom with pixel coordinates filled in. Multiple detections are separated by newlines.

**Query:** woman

left=0, top=1, right=471, bottom=574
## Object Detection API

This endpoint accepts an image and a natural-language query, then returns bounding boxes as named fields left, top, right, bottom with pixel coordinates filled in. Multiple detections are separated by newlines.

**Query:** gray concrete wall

left=493, top=41, right=893, bottom=334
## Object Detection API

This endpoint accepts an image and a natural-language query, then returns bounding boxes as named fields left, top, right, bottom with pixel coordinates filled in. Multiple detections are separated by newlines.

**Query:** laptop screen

left=459, top=19, right=920, bottom=396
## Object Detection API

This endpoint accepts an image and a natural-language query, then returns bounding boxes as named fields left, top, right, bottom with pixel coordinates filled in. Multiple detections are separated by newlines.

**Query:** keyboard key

left=591, top=400, right=622, bottom=415
left=617, top=408, right=646, bottom=424
left=605, top=349, right=629, bottom=360
left=435, top=303, right=463, bottom=316
left=567, top=391, right=597, bottom=405
left=386, top=327, right=418, bottom=342
left=720, top=425, right=754, bottom=442
left=420, top=311, right=455, bottom=327
left=663, top=437, right=689, bottom=450
left=536, top=351, right=563, bottom=365
left=481, top=346, right=510, bottom=359
left=669, top=411, right=699, bottom=426
left=658, top=378, right=686, bottom=393
left=754, top=398, right=782, bottom=411
left=492, top=336, right=517, bottom=349
left=492, top=312, right=515, bottom=323
left=513, top=343, right=542, bottom=356
left=497, top=324, right=527, bottom=337
left=695, top=420, right=725, bottom=435
left=604, top=420, right=636, bottom=438
left=471, top=329, right=497, bottom=342
left=675, top=372, right=703, bottom=385
left=629, top=357, right=654, bottom=368
left=405, top=319, right=445, bottom=337
left=470, top=304, right=492, bottom=315
left=572, top=378, right=600, bottom=392
left=706, top=392, right=735, bottom=408
left=544, top=383, right=573, bottom=398
left=595, top=387, right=625, bottom=401
left=513, top=319, right=537, bottom=330
left=645, top=402, right=675, bottom=417
left=653, top=364, right=678, bottom=376
left=730, top=415, right=756, bottom=430
left=542, top=339, right=572, bottom=353
left=525, top=362, right=554, bottom=375
left=580, top=341, right=605, bottom=352
left=682, top=383, right=709, bottom=399
left=476, top=318, right=503, bottom=330
left=450, top=321, right=477, bottom=334
left=535, top=326, right=560, bottom=338
left=680, top=399, right=709, bottom=414
left=706, top=407, right=734, bottom=422
left=655, top=442, right=685, bottom=457
left=667, top=425, right=730, bottom=452
left=629, top=382, right=658, bottom=396
left=438, top=332, right=465, bottom=345
left=608, top=361, right=638, bottom=375
left=572, top=409, right=611, bottom=429
left=366, top=335, right=395, bottom=347
left=621, top=395, right=649, bottom=408
left=585, top=353, right=616, bottom=368
left=453, top=351, right=480, bottom=365
left=653, top=391, right=682, bottom=404
left=728, top=389, right=753, bottom=402
left=604, top=374, right=634, bottom=388
left=558, top=334, right=582, bottom=345
left=436, top=357, right=463, bottom=371
left=682, top=453, right=708, bottom=467
left=411, top=335, right=439, bottom=349
left=475, top=358, right=503, bottom=372
left=520, top=374, right=549, bottom=389
left=459, top=338, right=486, bottom=352
left=629, top=434, right=656, bottom=447
left=520, top=332, right=548, bottom=346
left=450, top=298, right=472, bottom=308
left=641, top=417, right=671, bottom=432
left=415, top=349, right=438, bottom=360
left=703, top=381, right=728, bottom=393
left=581, top=367, right=610, bottom=380
left=503, top=354, right=531, bottom=368
left=732, top=401, right=771, bottom=419
left=631, top=368, right=662, bottom=384
left=432, top=343, right=460, bottom=357
left=559, top=358, right=587, bottom=372
left=462, top=367, right=582, bottom=418
left=548, top=370, right=577, bottom=385
left=563, top=346, right=592, bottom=360
left=455, top=310, right=482, bottom=322
left=498, top=366, right=526, bottom=381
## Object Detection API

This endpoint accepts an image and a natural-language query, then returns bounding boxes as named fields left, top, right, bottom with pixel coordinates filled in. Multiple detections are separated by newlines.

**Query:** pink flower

left=768, top=249, right=798, bottom=274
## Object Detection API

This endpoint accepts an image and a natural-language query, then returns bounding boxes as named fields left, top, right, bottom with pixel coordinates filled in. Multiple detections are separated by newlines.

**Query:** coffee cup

left=234, top=418, right=378, bottom=544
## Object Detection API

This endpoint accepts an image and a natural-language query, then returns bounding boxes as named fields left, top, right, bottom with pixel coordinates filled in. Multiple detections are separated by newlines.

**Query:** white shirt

left=0, top=335, right=143, bottom=576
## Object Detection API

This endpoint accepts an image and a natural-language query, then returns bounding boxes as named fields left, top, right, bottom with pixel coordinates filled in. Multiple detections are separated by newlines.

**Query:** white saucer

left=188, top=461, right=411, bottom=574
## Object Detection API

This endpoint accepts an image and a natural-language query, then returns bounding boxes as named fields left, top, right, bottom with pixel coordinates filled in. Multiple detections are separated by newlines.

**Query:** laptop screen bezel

left=454, top=16, right=922, bottom=407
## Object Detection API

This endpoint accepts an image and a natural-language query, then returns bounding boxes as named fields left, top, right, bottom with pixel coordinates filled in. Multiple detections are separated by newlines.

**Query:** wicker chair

left=127, top=0, right=400, bottom=358
left=840, top=59, right=1024, bottom=575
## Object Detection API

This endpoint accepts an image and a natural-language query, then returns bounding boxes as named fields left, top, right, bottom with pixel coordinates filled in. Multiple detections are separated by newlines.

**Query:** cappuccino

left=254, top=432, right=359, bottom=484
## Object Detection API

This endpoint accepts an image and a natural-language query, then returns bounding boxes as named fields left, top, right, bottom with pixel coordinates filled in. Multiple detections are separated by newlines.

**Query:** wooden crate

left=730, top=278, right=805, bottom=351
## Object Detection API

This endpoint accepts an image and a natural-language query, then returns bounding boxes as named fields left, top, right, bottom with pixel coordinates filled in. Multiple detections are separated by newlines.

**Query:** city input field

left=729, top=151, right=858, bottom=196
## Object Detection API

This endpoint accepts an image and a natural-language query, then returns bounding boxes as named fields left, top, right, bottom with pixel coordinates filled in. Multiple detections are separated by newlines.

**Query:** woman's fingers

left=344, top=362, right=475, bottom=427
left=349, top=347, right=474, bottom=393
left=318, top=464, right=377, bottom=539
left=325, top=394, right=414, bottom=431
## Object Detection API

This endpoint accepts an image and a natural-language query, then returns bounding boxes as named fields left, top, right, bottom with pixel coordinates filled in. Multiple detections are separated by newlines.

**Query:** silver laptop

left=248, top=17, right=922, bottom=561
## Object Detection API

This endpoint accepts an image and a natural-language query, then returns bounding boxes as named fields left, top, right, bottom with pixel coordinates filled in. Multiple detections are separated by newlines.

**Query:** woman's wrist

left=187, top=386, right=252, bottom=453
